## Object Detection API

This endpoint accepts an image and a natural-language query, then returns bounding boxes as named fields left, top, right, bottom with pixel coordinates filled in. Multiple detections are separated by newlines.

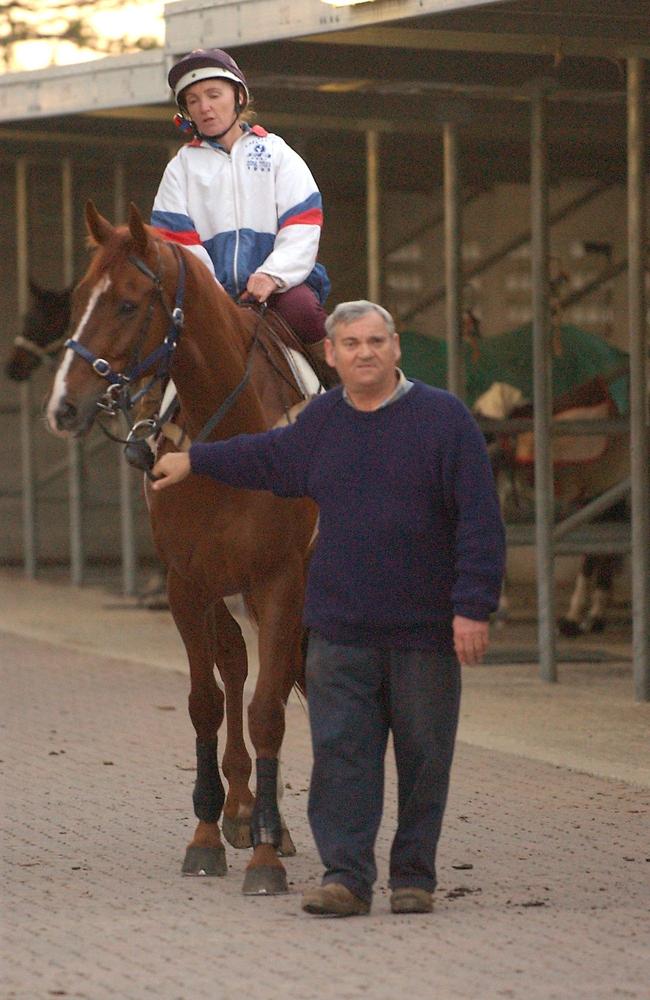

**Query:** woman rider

left=151, top=47, right=333, bottom=372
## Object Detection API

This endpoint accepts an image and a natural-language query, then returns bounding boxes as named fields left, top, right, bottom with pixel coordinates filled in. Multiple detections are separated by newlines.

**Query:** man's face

left=324, top=312, right=401, bottom=397
left=183, top=78, right=238, bottom=137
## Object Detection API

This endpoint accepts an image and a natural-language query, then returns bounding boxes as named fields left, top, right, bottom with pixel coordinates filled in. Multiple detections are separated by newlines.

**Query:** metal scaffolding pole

left=62, top=157, right=85, bottom=586
left=626, top=58, right=650, bottom=701
left=366, top=128, right=380, bottom=303
left=443, top=120, right=464, bottom=399
left=530, top=84, right=557, bottom=681
left=114, top=160, right=138, bottom=596
left=16, top=157, right=37, bottom=578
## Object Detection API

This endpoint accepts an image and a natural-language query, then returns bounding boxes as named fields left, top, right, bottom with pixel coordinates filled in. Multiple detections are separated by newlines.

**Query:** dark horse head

left=5, top=280, right=72, bottom=381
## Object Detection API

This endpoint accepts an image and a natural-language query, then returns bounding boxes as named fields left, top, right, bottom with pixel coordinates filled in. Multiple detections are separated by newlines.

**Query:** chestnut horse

left=46, top=201, right=319, bottom=895
left=5, top=280, right=71, bottom=381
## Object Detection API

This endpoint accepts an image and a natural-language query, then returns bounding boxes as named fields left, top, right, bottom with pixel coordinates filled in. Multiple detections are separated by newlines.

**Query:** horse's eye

left=119, top=300, right=137, bottom=316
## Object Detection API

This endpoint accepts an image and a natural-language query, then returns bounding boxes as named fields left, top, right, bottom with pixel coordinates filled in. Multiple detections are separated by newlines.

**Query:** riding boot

left=307, top=337, right=339, bottom=390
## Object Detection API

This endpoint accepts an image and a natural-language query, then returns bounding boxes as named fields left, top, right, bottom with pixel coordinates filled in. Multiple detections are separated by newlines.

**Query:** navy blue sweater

left=190, top=381, right=505, bottom=651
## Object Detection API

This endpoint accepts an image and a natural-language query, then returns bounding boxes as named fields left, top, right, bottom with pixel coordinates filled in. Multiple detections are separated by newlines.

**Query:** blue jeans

left=305, top=632, right=461, bottom=904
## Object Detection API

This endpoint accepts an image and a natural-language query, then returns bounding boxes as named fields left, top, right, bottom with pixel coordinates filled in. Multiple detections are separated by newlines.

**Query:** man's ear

left=324, top=336, right=336, bottom=368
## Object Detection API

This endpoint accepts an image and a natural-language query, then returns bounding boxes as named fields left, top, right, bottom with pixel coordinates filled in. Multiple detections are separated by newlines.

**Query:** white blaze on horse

left=46, top=201, right=321, bottom=896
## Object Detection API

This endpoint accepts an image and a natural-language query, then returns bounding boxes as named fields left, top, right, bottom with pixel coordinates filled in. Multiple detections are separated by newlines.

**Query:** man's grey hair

left=325, top=300, right=396, bottom=340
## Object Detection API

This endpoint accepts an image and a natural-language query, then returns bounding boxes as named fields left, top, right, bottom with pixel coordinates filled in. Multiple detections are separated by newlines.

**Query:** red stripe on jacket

left=154, top=226, right=202, bottom=246
left=279, top=208, right=323, bottom=229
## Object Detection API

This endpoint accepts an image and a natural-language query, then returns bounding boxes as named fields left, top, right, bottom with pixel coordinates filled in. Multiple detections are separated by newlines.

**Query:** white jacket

left=151, top=125, right=330, bottom=303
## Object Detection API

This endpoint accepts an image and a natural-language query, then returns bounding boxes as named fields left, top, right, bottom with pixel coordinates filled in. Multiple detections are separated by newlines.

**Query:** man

left=152, top=300, right=505, bottom=917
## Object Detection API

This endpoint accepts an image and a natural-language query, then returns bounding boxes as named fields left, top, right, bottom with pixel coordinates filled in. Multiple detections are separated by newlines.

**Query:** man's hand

left=245, top=272, right=279, bottom=304
left=151, top=452, right=191, bottom=490
left=453, top=615, right=489, bottom=666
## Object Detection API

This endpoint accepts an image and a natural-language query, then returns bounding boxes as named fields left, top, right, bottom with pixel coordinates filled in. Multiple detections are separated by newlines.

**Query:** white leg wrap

left=566, top=572, right=589, bottom=623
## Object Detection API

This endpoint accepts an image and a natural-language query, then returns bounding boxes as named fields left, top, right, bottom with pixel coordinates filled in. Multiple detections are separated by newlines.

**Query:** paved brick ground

left=2, top=628, right=649, bottom=1000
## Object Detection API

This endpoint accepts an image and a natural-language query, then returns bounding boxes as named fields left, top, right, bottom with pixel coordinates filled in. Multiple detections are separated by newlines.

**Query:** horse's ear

left=128, top=202, right=149, bottom=255
left=86, top=201, right=114, bottom=246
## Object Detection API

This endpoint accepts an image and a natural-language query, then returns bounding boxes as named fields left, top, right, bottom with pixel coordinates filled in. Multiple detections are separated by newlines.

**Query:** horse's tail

left=295, top=628, right=309, bottom=699
left=294, top=535, right=317, bottom=699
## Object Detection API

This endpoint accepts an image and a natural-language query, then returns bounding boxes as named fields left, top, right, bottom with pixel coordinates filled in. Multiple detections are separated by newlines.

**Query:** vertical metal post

left=366, top=129, right=381, bottom=303
left=16, top=158, right=37, bottom=578
left=627, top=58, right=649, bottom=701
left=114, top=160, right=138, bottom=596
left=62, top=157, right=84, bottom=586
left=530, top=85, right=557, bottom=681
left=443, top=120, right=464, bottom=399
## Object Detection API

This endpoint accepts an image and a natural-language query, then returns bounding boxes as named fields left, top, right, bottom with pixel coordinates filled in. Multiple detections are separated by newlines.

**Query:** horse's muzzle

left=49, top=397, right=96, bottom=437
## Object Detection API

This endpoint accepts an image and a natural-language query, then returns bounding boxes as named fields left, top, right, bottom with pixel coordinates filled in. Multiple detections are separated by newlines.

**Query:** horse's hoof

left=588, top=617, right=606, bottom=634
left=278, top=826, right=296, bottom=858
left=242, top=865, right=289, bottom=896
left=181, top=845, right=227, bottom=876
left=222, top=814, right=252, bottom=849
left=558, top=618, right=581, bottom=638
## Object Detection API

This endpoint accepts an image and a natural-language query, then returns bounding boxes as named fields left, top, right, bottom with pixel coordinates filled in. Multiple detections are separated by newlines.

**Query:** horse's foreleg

left=210, top=599, right=255, bottom=849
left=168, top=570, right=227, bottom=876
left=558, top=559, right=591, bottom=637
left=241, top=569, right=304, bottom=895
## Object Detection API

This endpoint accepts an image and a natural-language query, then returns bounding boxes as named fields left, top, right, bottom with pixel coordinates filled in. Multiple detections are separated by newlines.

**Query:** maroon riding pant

left=268, top=283, right=328, bottom=345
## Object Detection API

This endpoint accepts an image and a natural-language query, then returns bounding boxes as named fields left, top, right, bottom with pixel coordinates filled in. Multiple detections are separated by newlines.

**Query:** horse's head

left=46, top=201, right=182, bottom=438
left=5, top=281, right=72, bottom=382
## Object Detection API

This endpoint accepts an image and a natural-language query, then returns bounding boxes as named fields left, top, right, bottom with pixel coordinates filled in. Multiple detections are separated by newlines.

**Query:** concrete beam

left=299, top=25, right=650, bottom=61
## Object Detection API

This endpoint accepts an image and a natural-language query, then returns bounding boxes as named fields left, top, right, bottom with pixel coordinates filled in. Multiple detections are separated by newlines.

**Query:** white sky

left=3, top=1, right=165, bottom=72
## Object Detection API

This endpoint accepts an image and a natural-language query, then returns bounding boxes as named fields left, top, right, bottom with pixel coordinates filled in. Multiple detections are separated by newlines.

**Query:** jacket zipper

left=229, top=144, right=242, bottom=295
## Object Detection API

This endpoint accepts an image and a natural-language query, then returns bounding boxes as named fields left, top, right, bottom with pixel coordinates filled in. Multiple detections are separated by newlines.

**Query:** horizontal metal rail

left=507, top=521, right=630, bottom=555
left=479, top=417, right=629, bottom=435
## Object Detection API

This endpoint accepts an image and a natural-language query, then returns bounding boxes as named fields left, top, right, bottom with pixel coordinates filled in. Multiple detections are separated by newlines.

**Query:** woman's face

left=183, top=78, right=239, bottom=139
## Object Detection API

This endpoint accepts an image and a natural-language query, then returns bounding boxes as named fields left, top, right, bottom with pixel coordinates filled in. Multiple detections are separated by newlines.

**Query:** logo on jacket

left=247, top=142, right=272, bottom=173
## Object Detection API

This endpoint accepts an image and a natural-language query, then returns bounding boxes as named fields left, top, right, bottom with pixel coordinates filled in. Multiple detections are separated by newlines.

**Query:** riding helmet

left=168, top=48, right=250, bottom=109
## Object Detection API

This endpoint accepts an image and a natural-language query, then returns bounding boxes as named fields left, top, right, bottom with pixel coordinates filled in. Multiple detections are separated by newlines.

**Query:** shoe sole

left=391, top=903, right=433, bottom=914
left=302, top=901, right=370, bottom=917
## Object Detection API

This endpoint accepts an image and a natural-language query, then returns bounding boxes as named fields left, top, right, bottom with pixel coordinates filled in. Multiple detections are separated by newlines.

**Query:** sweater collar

left=342, top=368, right=413, bottom=411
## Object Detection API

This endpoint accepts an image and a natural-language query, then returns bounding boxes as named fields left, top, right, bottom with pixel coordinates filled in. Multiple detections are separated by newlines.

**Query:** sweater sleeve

left=254, top=138, right=323, bottom=290
left=439, top=398, right=506, bottom=621
left=188, top=419, right=311, bottom=498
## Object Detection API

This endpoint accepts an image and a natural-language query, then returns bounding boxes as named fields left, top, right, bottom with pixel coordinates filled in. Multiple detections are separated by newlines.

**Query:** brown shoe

left=390, top=887, right=433, bottom=914
left=302, top=882, right=370, bottom=917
